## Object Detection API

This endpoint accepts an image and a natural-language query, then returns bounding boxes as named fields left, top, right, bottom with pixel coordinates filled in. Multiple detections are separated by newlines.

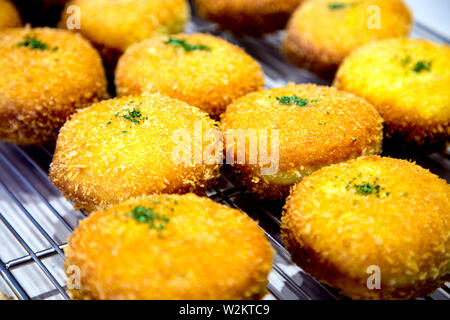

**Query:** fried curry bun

left=115, top=33, right=264, bottom=117
left=282, top=156, right=450, bottom=299
left=0, top=27, right=108, bottom=145
left=283, top=0, right=412, bottom=77
left=65, top=194, right=274, bottom=300
left=194, top=0, right=304, bottom=34
left=334, top=38, right=450, bottom=145
left=220, top=84, right=383, bottom=199
left=50, top=94, right=221, bottom=212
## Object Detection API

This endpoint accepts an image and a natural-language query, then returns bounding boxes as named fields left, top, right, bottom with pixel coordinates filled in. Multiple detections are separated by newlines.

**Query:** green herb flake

left=353, top=182, right=380, bottom=196
left=127, top=206, right=170, bottom=236
left=122, top=107, right=144, bottom=124
left=109, top=106, right=148, bottom=129
left=122, top=130, right=128, bottom=134
left=413, top=60, right=432, bottom=73
left=276, top=95, right=312, bottom=107
left=17, top=34, right=57, bottom=51
left=328, top=2, right=358, bottom=10
left=398, top=55, right=432, bottom=73
left=399, top=55, right=411, bottom=67
left=164, top=37, right=211, bottom=52
left=351, top=179, right=389, bottom=198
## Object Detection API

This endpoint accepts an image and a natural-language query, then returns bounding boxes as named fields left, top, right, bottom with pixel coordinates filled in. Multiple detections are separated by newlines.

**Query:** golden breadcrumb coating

left=283, top=0, right=412, bottom=77
left=194, top=0, right=304, bottom=34
left=0, top=0, right=22, bottom=30
left=282, top=156, right=450, bottom=299
left=115, top=33, right=265, bottom=117
left=50, top=94, right=221, bottom=212
left=65, top=194, right=274, bottom=300
left=334, top=38, right=450, bottom=145
left=0, top=27, right=108, bottom=145
left=60, top=0, right=190, bottom=52
left=220, top=84, right=383, bottom=200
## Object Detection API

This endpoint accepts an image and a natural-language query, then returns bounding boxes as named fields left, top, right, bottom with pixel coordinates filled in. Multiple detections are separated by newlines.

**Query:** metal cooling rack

left=0, top=9, right=449, bottom=300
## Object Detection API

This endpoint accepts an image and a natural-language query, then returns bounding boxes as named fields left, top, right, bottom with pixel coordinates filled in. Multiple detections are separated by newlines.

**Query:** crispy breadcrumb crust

left=0, top=0, right=21, bottom=30
left=60, top=0, right=190, bottom=52
left=283, top=0, right=412, bottom=77
left=220, top=84, right=383, bottom=200
left=115, top=33, right=264, bottom=118
left=0, top=27, right=108, bottom=145
left=65, top=194, right=274, bottom=300
left=50, top=94, right=221, bottom=213
left=334, top=38, right=450, bottom=145
left=194, top=0, right=304, bottom=35
left=281, top=156, right=450, bottom=299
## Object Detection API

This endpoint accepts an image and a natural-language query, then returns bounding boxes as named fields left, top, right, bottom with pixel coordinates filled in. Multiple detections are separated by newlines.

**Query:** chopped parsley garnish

left=343, top=176, right=393, bottom=198
left=164, top=37, right=211, bottom=52
left=328, top=2, right=358, bottom=10
left=107, top=106, right=148, bottom=132
left=353, top=182, right=381, bottom=196
left=17, top=34, right=57, bottom=51
left=397, top=55, right=432, bottom=73
left=276, top=95, right=317, bottom=107
left=127, top=206, right=170, bottom=236
left=413, top=60, right=432, bottom=73
left=399, top=55, right=411, bottom=67
left=122, top=107, right=147, bottom=124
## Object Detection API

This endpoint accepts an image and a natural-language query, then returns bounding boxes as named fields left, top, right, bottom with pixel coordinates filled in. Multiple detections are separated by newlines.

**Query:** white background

left=405, top=0, right=450, bottom=37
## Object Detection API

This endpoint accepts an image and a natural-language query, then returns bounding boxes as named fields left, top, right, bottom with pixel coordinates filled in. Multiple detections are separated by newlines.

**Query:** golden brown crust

left=220, top=84, right=383, bottom=200
left=0, top=27, right=108, bottom=145
left=65, top=194, right=274, bottom=300
left=281, top=156, right=450, bottom=299
left=0, top=0, right=22, bottom=30
left=115, top=33, right=264, bottom=117
left=283, top=28, right=341, bottom=79
left=283, top=0, right=412, bottom=76
left=334, top=38, right=450, bottom=145
left=49, top=94, right=221, bottom=212
left=194, top=0, right=304, bottom=34
left=60, top=0, right=190, bottom=52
